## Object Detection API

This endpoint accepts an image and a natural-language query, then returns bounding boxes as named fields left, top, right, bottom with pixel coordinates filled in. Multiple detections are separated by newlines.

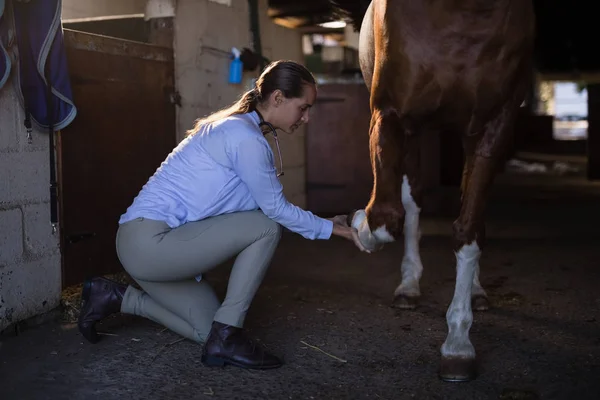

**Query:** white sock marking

left=441, top=241, right=480, bottom=359
left=471, top=261, right=487, bottom=298
left=394, top=175, right=423, bottom=297
left=372, top=225, right=395, bottom=242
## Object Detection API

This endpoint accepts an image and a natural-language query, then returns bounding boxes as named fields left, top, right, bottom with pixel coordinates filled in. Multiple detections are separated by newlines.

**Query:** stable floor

left=1, top=154, right=599, bottom=400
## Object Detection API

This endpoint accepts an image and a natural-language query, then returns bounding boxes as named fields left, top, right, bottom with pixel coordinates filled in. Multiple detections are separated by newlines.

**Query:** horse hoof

left=472, top=295, right=490, bottom=311
left=392, top=294, right=419, bottom=309
left=439, top=357, right=477, bottom=382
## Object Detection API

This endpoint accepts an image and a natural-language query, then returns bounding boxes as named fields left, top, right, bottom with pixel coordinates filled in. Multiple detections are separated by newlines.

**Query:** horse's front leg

left=440, top=105, right=518, bottom=382
left=350, top=108, right=425, bottom=308
left=440, top=237, right=481, bottom=382
left=350, top=108, right=406, bottom=250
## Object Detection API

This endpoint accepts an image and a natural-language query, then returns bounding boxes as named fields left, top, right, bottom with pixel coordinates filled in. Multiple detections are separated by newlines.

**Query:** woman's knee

left=266, top=218, right=283, bottom=240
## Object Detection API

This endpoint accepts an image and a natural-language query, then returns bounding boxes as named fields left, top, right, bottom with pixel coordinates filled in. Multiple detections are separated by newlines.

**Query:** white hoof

left=350, top=210, right=392, bottom=252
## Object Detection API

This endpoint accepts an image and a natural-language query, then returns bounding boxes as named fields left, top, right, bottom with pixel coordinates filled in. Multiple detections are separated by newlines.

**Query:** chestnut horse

left=330, top=0, right=535, bottom=381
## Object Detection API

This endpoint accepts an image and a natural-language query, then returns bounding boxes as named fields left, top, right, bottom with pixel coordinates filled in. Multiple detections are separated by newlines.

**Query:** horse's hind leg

left=393, top=135, right=424, bottom=309
left=440, top=103, right=519, bottom=382
left=461, top=136, right=490, bottom=312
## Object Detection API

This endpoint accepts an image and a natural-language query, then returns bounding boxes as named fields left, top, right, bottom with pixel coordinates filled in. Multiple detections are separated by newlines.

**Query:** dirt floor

left=1, top=156, right=599, bottom=400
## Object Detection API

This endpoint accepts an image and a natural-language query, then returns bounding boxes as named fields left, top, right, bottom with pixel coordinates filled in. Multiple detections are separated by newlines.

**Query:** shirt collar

left=248, top=110, right=261, bottom=126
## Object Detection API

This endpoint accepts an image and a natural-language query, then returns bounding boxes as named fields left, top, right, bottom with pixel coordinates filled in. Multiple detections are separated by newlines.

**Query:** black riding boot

left=201, top=321, right=283, bottom=370
left=78, top=277, right=127, bottom=344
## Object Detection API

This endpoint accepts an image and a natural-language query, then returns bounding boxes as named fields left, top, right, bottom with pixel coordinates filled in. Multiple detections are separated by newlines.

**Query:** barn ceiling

left=267, top=0, right=600, bottom=75
left=267, top=0, right=335, bottom=32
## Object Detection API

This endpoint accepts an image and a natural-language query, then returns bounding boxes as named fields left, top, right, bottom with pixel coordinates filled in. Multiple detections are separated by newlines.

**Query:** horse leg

left=393, top=136, right=424, bottom=309
left=440, top=105, right=517, bottom=382
left=461, top=136, right=490, bottom=312
left=351, top=107, right=405, bottom=251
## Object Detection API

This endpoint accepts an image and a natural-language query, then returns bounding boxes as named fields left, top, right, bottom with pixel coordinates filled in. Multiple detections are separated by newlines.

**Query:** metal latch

left=67, top=232, right=96, bottom=244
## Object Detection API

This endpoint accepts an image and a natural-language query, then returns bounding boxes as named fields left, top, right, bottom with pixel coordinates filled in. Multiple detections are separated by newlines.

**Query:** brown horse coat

left=331, top=0, right=535, bottom=381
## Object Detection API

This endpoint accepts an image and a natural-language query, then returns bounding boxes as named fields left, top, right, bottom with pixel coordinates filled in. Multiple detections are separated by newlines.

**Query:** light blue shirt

left=119, top=111, right=333, bottom=240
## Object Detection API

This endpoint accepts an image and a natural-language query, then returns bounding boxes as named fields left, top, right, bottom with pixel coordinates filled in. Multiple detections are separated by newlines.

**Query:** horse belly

left=358, top=1, right=375, bottom=92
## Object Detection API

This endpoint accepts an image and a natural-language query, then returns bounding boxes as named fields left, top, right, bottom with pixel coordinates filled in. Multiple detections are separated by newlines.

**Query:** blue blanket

left=2, top=0, right=76, bottom=131
left=0, top=0, right=11, bottom=90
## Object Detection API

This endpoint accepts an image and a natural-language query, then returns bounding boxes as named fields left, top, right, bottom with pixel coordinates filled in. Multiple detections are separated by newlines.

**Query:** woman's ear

left=272, top=89, right=284, bottom=107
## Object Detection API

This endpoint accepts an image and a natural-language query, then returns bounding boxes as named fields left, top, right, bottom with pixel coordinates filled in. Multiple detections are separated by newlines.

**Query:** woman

left=77, top=60, right=367, bottom=370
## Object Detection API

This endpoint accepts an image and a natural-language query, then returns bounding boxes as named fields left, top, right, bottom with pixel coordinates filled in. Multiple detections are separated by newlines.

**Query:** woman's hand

left=329, top=216, right=370, bottom=253
left=330, top=214, right=349, bottom=227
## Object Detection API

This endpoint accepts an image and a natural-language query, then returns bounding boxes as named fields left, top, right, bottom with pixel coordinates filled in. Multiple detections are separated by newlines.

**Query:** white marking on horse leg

left=372, top=225, right=395, bottom=242
left=351, top=210, right=394, bottom=252
left=470, top=259, right=489, bottom=311
left=394, top=175, right=423, bottom=298
left=441, top=241, right=480, bottom=361
left=471, top=261, right=486, bottom=298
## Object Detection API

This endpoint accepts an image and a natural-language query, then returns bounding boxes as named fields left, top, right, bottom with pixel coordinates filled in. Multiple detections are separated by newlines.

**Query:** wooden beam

left=587, top=84, right=600, bottom=180
left=538, top=71, right=600, bottom=83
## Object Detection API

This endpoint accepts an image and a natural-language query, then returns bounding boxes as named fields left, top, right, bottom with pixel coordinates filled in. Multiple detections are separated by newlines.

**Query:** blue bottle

left=228, top=47, right=243, bottom=84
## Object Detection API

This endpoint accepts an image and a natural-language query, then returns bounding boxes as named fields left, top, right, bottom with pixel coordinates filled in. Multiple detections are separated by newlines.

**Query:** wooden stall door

left=58, top=30, right=176, bottom=287
left=305, top=83, right=373, bottom=215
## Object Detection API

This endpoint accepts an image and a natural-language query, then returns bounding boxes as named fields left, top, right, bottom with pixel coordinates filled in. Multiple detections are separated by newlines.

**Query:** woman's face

left=271, top=83, right=316, bottom=134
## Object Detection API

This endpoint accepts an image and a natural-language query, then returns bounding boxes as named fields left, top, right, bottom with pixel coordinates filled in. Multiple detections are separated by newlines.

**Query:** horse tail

left=328, top=0, right=371, bottom=31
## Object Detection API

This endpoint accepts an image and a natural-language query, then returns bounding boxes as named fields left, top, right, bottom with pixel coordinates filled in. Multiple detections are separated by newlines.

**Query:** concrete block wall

left=0, top=79, right=62, bottom=333
left=174, top=0, right=308, bottom=207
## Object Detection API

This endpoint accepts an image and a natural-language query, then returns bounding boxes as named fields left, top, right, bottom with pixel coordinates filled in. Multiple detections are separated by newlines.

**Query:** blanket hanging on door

left=0, top=0, right=11, bottom=90
left=1, top=0, right=78, bottom=232
left=6, top=0, right=77, bottom=131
